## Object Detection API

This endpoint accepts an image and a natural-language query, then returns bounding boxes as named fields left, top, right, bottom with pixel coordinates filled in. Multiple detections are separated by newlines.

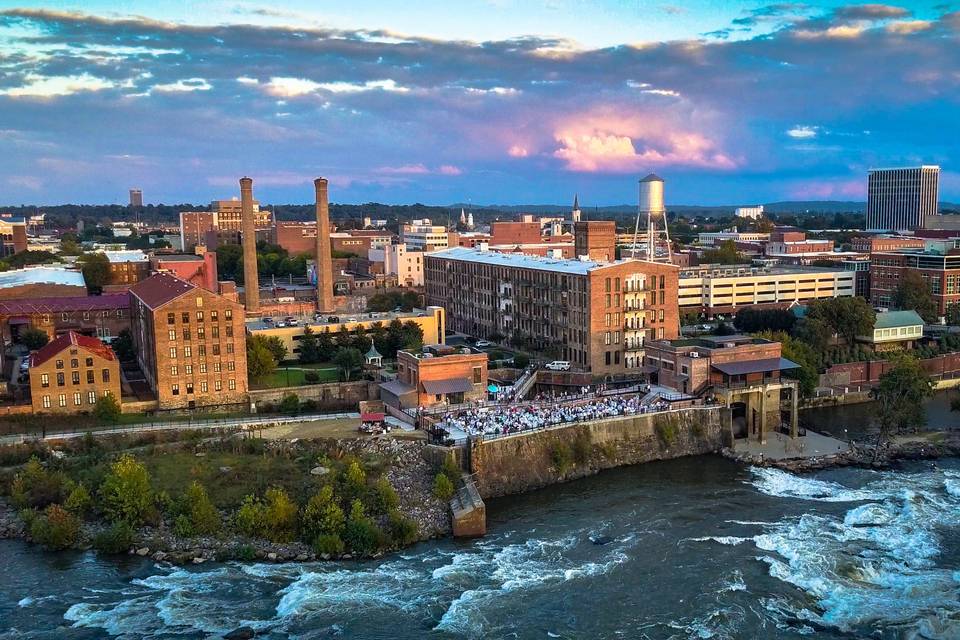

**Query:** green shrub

left=512, top=353, right=530, bottom=369
left=30, top=504, right=81, bottom=550
left=572, top=432, right=592, bottom=465
left=264, top=487, right=298, bottom=542
left=550, top=442, right=573, bottom=472
left=184, top=481, right=220, bottom=536
left=235, top=495, right=268, bottom=538
left=387, top=511, right=418, bottom=546
left=304, top=371, right=320, bottom=384
left=655, top=419, right=678, bottom=447
left=301, top=485, right=345, bottom=542
left=173, top=514, right=194, bottom=538
left=232, top=544, right=257, bottom=561
left=92, top=521, right=134, bottom=554
left=99, top=454, right=153, bottom=525
left=312, top=533, right=346, bottom=556
left=279, top=393, right=300, bottom=415
left=369, top=477, right=399, bottom=514
left=342, top=500, right=381, bottom=556
left=64, top=483, right=92, bottom=517
left=433, top=473, right=455, bottom=501
left=10, top=457, right=72, bottom=510
left=93, top=392, right=122, bottom=424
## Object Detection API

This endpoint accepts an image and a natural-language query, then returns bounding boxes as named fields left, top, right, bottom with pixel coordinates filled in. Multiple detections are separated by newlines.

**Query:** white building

left=696, top=227, right=770, bottom=246
left=735, top=205, right=764, bottom=220
left=368, top=243, right=424, bottom=287
left=401, top=221, right=452, bottom=252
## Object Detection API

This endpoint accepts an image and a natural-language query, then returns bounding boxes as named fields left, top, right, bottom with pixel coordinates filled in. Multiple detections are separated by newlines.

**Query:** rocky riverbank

left=0, top=437, right=451, bottom=564
left=721, top=431, right=960, bottom=472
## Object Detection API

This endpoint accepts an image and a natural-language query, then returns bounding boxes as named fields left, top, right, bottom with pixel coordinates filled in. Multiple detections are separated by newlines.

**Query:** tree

left=369, top=477, right=399, bottom=515
left=734, top=308, right=797, bottom=334
left=702, top=240, right=748, bottom=265
left=870, top=355, right=934, bottom=451
left=279, top=393, right=300, bottom=414
left=298, top=326, right=321, bottom=364
left=795, top=317, right=833, bottom=351
left=342, top=499, right=380, bottom=556
left=893, top=271, right=939, bottom=323
left=111, top=329, right=136, bottom=362
left=433, top=473, right=455, bottom=501
left=31, top=504, right=81, bottom=550
left=246, top=336, right=277, bottom=382
left=333, top=347, right=363, bottom=381
left=301, top=485, right=345, bottom=542
left=756, top=331, right=820, bottom=398
left=93, top=392, right=122, bottom=423
left=99, top=454, right=153, bottom=525
left=235, top=495, right=268, bottom=538
left=77, top=252, right=111, bottom=291
left=806, top=297, right=876, bottom=345
left=20, top=327, right=48, bottom=351
left=216, top=245, right=244, bottom=283
left=947, top=303, right=960, bottom=327
left=262, top=336, right=288, bottom=364
left=183, top=481, right=220, bottom=536
left=264, top=487, right=298, bottom=543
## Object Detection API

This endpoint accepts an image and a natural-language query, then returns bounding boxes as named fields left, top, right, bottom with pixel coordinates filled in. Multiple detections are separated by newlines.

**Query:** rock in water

left=224, top=627, right=255, bottom=640
left=589, top=535, right=613, bottom=545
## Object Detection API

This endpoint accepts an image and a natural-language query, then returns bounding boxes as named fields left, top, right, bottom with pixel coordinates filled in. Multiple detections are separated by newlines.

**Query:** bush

left=21, top=327, right=49, bottom=351
left=264, top=487, right=298, bottom=542
left=369, top=477, right=399, bottom=515
left=440, top=455, right=461, bottom=485
left=655, top=419, right=679, bottom=447
left=93, top=392, right=122, bottom=424
left=10, top=457, right=72, bottom=510
left=183, top=481, right=220, bottom=536
left=278, top=394, right=300, bottom=415
left=173, top=514, right=194, bottom=538
left=512, top=353, right=530, bottom=369
left=304, top=371, right=320, bottom=384
left=232, top=544, right=257, bottom=561
left=387, top=511, right=418, bottom=546
left=550, top=442, right=573, bottom=473
left=99, top=454, right=153, bottom=525
left=572, top=432, right=592, bottom=465
left=433, top=473, right=455, bottom=501
left=342, top=500, right=381, bottom=556
left=343, top=460, right=367, bottom=501
left=301, top=485, right=345, bottom=542
left=92, top=521, right=135, bottom=554
left=312, top=533, right=346, bottom=556
left=64, top=483, right=92, bottom=517
left=235, top=495, right=268, bottom=538
left=30, top=504, right=81, bottom=550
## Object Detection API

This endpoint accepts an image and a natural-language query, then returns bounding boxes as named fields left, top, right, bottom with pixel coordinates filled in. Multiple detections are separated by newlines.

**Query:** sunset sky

left=0, top=1, right=957, bottom=206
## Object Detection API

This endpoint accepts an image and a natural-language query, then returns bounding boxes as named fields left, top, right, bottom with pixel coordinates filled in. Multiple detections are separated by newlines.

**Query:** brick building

left=0, top=294, right=129, bottom=347
left=29, top=331, right=120, bottom=415
left=490, top=221, right=542, bottom=246
left=179, top=199, right=273, bottom=250
left=101, top=250, right=151, bottom=286
left=574, top=221, right=617, bottom=262
left=129, top=273, right=248, bottom=410
left=151, top=253, right=219, bottom=292
left=424, top=247, right=679, bottom=376
left=273, top=221, right=317, bottom=255
left=870, top=249, right=960, bottom=315
left=851, top=236, right=925, bottom=253
left=380, top=344, right=487, bottom=409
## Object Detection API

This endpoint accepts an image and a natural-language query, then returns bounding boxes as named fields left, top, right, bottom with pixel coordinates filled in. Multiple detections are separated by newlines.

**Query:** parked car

left=475, top=340, right=493, bottom=348
left=276, top=321, right=286, bottom=328
left=545, top=360, right=571, bottom=371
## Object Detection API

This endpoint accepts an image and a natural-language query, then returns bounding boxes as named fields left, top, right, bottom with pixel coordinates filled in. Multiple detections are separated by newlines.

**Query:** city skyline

left=1, top=1, right=958, bottom=205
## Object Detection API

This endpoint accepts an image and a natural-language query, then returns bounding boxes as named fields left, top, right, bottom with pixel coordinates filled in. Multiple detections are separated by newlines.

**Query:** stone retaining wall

left=470, top=407, right=724, bottom=499
left=249, top=381, right=377, bottom=410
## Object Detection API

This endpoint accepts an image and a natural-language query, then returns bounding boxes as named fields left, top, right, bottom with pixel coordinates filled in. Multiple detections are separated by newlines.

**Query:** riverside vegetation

left=0, top=430, right=449, bottom=563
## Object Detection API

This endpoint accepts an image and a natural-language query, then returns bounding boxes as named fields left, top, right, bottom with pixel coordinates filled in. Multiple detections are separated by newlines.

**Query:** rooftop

left=875, top=310, right=924, bottom=329
left=0, top=266, right=85, bottom=289
left=99, top=250, right=149, bottom=263
left=31, top=330, right=116, bottom=368
left=663, top=335, right=770, bottom=349
left=245, top=308, right=437, bottom=331
left=428, top=247, right=641, bottom=275
left=0, top=293, right=128, bottom=315
left=154, top=253, right=206, bottom=262
left=129, top=272, right=197, bottom=309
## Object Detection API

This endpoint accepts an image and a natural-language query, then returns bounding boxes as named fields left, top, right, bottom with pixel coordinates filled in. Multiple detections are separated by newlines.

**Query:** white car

left=475, top=340, right=493, bottom=348
left=545, top=360, right=571, bottom=371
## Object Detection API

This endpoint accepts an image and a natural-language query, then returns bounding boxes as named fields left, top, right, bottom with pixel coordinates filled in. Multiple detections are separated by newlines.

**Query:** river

left=3, top=455, right=960, bottom=639
left=802, top=389, right=960, bottom=440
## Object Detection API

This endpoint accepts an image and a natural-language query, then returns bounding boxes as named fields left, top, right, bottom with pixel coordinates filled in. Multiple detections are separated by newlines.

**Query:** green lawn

left=251, top=366, right=340, bottom=389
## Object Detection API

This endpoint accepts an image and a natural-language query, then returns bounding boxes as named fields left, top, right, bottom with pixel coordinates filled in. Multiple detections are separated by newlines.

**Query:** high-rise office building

left=129, top=189, right=143, bottom=208
left=865, top=166, right=940, bottom=232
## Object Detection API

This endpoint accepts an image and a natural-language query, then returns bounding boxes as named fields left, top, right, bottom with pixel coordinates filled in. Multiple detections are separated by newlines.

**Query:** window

left=171, top=365, right=178, bottom=376
left=605, top=278, right=611, bottom=292
left=214, top=362, right=221, bottom=372
left=88, top=391, right=96, bottom=404
left=182, top=312, right=190, bottom=323
left=168, top=329, right=177, bottom=341
left=604, top=332, right=611, bottom=345
left=167, top=312, right=175, bottom=324
left=70, top=358, right=78, bottom=368
left=73, top=392, right=81, bottom=406
left=227, top=362, right=235, bottom=372
left=196, top=296, right=203, bottom=308
left=196, top=311, right=204, bottom=321
left=55, top=359, right=63, bottom=369
left=184, top=346, right=192, bottom=357
left=58, top=394, right=66, bottom=407
left=226, top=343, right=233, bottom=354
left=225, top=309, right=232, bottom=320
left=185, top=364, right=192, bottom=375
left=200, top=381, right=208, bottom=393
left=86, top=370, right=94, bottom=384
left=102, top=369, right=110, bottom=383
left=198, top=326, right=205, bottom=339
left=57, top=372, right=64, bottom=386
left=605, top=313, right=611, bottom=327
left=211, top=310, right=218, bottom=321
left=212, top=345, right=220, bottom=356
left=214, top=380, right=222, bottom=391
left=210, top=326, right=218, bottom=338
left=40, top=373, right=49, bottom=388
left=71, top=371, right=80, bottom=385
left=225, top=326, right=233, bottom=337
left=605, top=351, right=611, bottom=366
left=199, top=363, right=207, bottom=373
left=228, top=379, right=236, bottom=390
left=172, top=384, right=180, bottom=396
left=85, top=357, right=93, bottom=367
left=169, top=347, right=177, bottom=359
left=42, top=395, right=51, bottom=408
left=183, top=329, right=191, bottom=340
left=186, top=382, right=194, bottom=394
left=472, top=366, right=482, bottom=383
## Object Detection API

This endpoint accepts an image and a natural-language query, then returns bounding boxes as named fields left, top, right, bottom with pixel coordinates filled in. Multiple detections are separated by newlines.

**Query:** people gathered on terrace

left=438, top=393, right=672, bottom=438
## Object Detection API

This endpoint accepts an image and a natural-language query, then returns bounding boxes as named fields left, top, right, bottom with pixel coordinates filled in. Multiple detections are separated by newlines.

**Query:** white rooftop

left=0, top=266, right=86, bottom=289
left=99, top=249, right=149, bottom=263
left=429, top=247, right=634, bottom=275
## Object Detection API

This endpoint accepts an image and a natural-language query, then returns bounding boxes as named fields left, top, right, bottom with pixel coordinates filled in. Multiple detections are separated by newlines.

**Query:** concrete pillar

left=790, top=385, right=799, bottom=438
left=314, top=178, right=335, bottom=313
left=758, top=388, right=767, bottom=444
left=239, top=177, right=259, bottom=313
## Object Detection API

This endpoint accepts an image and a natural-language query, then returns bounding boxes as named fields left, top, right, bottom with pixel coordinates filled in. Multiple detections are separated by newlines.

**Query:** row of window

left=40, top=369, right=110, bottom=387
left=171, top=379, right=236, bottom=395
left=170, top=361, right=235, bottom=375
left=166, top=308, right=232, bottom=324
left=54, top=357, right=95, bottom=369
left=40, top=390, right=109, bottom=408
left=166, top=325, right=233, bottom=341
left=167, top=343, right=234, bottom=358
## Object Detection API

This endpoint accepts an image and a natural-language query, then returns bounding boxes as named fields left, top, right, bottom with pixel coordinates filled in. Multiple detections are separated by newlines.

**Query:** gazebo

left=365, top=341, right=383, bottom=368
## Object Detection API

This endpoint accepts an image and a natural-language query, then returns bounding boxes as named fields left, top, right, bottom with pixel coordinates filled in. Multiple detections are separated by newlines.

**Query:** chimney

left=240, top=177, right=259, bottom=313
left=314, top=177, right=335, bottom=313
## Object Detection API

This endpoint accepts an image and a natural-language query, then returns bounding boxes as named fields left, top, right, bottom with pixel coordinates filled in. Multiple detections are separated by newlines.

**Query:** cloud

left=786, top=125, right=819, bottom=139
left=151, top=78, right=212, bottom=93
left=7, top=175, right=42, bottom=190
left=508, top=145, right=529, bottom=158
left=0, top=73, right=116, bottom=97
left=833, top=4, right=910, bottom=21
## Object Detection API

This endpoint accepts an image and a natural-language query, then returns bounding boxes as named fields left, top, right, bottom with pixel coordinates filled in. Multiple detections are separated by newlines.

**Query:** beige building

left=29, top=331, right=120, bottom=414
left=401, top=220, right=456, bottom=252
left=679, top=264, right=855, bottom=316
left=368, top=243, right=425, bottom=287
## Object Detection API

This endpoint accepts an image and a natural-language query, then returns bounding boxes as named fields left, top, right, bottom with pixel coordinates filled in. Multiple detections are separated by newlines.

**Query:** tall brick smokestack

left=314, top=177, right=335, bottom=313
left=240, top=176, right=259, bottom=313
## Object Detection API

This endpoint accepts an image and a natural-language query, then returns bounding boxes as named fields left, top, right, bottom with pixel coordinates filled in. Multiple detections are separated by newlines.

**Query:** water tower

left=631, top=174, right=672, bottom=263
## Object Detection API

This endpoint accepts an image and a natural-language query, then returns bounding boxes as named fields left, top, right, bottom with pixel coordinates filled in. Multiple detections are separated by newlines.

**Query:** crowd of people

left=437, top=393, right=673, bottom=439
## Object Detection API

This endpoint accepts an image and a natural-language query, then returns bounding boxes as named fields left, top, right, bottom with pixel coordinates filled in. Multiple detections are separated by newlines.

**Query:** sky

left=0, top=1, right=958, bottom=206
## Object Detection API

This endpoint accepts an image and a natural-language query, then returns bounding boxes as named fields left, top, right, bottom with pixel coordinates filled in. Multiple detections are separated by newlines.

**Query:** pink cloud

left=508, top=144, right=529, bottom=158
left=438, top=165, right=462, bottom=176
left=376, top=164, right=431, bottom=175
left=551, top=112, right=737, bottom=173
left=788, top=178, right=865, bottom=199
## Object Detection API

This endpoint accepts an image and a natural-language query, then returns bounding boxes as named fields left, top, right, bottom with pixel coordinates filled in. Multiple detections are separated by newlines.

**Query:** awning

left=487, top=384, right=500, bottom=393
left=421, top=377, right=473, bottom=395
left=711, top=357, right=799, bottom=376
left=360, top=412, right=385, bottom=422
left=379, top=380, right=416, bottom=397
